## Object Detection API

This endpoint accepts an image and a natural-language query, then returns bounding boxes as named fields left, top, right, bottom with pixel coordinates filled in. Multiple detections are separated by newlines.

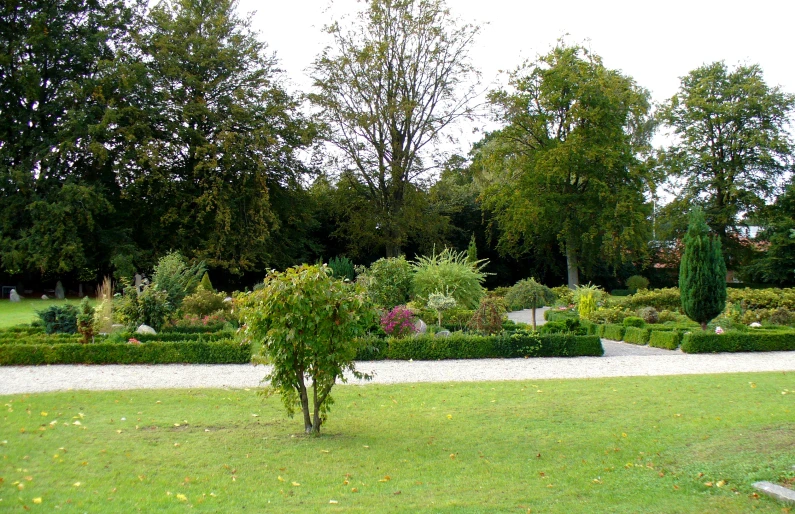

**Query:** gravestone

left=54, top=281, right=65, bottom=300
left=9, top=289, right=21, bottom=302
left=41, top=295, right=49, bottom=300
left=435, top=330, right=451, bottom=338
left=414, top=319, right=427, bottom=335
left=134, top=273, right=143, bottom=292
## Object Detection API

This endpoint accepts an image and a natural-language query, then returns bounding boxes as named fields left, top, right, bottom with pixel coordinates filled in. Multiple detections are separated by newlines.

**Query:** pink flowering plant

left=380, top=305, right=417, bottom=338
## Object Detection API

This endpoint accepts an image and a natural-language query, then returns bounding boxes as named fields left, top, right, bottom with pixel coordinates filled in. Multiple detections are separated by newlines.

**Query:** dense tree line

left=1, top=0, right=793, bottom=292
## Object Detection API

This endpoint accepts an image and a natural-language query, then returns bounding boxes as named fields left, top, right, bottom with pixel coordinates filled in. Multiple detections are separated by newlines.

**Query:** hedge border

left=648, top=330, right=682, bottom=350
left=602, top=324, right=625, bottom=341
left=355, top=332, right=603, bottom=361
left=681, top=331, right=795, bottom=353
left=622, top=327, right=651, bottom=345
left=0, top=340, right=251, bottom=365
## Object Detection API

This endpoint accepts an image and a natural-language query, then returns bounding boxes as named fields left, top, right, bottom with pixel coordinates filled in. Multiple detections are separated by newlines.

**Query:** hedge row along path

left=2, top=339, right=794, bottom=395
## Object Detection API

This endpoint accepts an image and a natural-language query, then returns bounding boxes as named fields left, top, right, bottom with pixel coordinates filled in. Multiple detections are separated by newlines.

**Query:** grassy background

left=2, top=372, right=794, bottom=512
left=0, top=299, right=91, bottom=329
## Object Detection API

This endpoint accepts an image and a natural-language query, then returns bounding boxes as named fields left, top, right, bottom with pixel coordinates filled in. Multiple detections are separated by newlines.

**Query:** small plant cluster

left=380, top=306, right=417, bottom=338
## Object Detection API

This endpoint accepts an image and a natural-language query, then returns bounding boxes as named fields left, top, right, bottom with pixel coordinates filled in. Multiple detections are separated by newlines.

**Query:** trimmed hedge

left=544, top=309, right=578, bottom=322
left=0, top=325, right=45, bottom=335
left=0, top=340, right=251, bottom=365
left=355, top=332, right=603, bottom=361
left=649, top=330, right=682, bottom=350
left=159, top=324, right=229, bottom=334
left=121, top=331, right=234, bottom=343
left=681, top=331, right=795, bottom=353
left=602, top=324, right=625, bottom=341
left=622, top=327, right=651, bottom=345
left=0, top=333, right=83, bottom=345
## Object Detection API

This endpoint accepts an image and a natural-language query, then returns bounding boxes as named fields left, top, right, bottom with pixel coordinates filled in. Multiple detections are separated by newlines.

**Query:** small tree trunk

left=296, top=372, right=313, bottom=433
left=311, top=383, right=321, bottom=435
left=531, top=306, right=537, bottom=331
left=700, top=321, right=707, bottom=331
left=566, top=241, right=579, bottom=289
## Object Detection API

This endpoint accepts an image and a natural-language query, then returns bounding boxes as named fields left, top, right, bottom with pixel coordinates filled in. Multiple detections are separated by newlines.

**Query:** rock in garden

left=9, top=289, right=21, bottom=302
left=135, top=324, right=157, bottom=335
left=414, top=318, right=427, bottom=335
left=435, top=330, right=451, bottom=338
left=41, top=294, right=49, bottom=300
left=54, top=280, right=65, bottom=299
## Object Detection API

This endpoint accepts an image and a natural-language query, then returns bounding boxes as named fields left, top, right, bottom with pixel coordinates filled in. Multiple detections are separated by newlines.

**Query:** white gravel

left=2, top=340, right=794, bottom=395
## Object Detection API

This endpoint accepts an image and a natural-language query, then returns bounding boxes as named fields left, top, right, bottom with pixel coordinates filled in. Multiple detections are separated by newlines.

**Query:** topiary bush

left=411, top=247, right=488, bottom=309
left=637, top=306, right=659, bottom=324
left=602, top=324, right=625, bottom=341
left=626, top=275, right=649, bottom=292
left=622, top=316, right=645, bottom=328
left=622, top=326, right=651, bottom=345
left=648, top=330, right=682, bottom=350
left=200, top=271, right=214, bottom=292
left=681, top=330, right=795, bottom=353
left=36, top=304, right=78, bottom=334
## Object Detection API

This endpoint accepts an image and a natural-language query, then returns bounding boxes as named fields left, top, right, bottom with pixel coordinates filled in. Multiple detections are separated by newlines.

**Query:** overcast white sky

left=237, top=0, right=794, bottom=151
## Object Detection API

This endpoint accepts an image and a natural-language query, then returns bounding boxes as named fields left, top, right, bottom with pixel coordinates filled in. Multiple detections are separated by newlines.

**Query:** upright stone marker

left=54, top=281, right=65, bottom=300
left=9, top=289, right=21, bottom=302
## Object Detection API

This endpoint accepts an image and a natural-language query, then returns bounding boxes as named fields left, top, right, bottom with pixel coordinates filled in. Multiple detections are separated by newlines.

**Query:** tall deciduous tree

left=112, top=0, right=316, bottom=274
left=659, top=62, right=795, bottom=266
left=679, top=208, right=727, bottom=330
left=479, top=45, right=654, bottom=288
left=0, top=0, right=135, bottom=276
left=310, top=0, right=479, bottom=257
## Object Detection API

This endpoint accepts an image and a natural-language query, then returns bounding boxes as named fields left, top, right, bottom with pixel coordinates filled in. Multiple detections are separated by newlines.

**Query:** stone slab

left=753, top=481, right=795, bottom=504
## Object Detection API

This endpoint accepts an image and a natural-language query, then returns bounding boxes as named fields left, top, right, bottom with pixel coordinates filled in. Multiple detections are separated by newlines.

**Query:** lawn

left=1, top=372, right=794, bottom=512
left=0, top=299, right=91, bottom=329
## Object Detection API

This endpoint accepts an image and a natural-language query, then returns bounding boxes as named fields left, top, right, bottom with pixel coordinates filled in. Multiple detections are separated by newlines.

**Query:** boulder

left=135, top=324, right=157, bottom=335
left=41, top=294, right=49, bottom=300
left=54, top=281, right=65, bottom=299
left=435, top=330, right=451, bottom=338
left=413, top=319, right=427, bottom=335
left=9, top=289, right=21, bottom=302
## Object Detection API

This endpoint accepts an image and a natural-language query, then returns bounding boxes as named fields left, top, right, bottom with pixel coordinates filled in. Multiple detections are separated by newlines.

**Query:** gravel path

left=2, top=339, right=794, bottom=395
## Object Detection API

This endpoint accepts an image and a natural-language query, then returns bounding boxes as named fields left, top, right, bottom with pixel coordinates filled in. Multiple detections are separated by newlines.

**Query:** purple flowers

left=380, top=306, right=417, bottom=338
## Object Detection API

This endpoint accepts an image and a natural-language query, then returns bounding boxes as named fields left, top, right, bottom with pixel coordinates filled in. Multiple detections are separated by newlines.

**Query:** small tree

left=466, top=234, right=478, bottom=264
left=427, top=289, right=457, bottom=328
left=240, top=265, right=375, bottom=435
left=679, top=208, right=727, bottom=330
left=199, top=272, right=214, bottom=292
left=76, top=297, right=96, bottom=344
left=504, top=278, right=555, bottom=330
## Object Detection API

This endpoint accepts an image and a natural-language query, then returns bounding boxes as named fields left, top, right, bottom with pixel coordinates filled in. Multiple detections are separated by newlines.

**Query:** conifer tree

left=679, top=208, right=727, bottom=330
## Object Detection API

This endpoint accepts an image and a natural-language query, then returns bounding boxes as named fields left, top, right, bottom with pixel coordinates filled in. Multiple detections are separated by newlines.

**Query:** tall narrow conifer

left=679, top=208, right=727, bottom=330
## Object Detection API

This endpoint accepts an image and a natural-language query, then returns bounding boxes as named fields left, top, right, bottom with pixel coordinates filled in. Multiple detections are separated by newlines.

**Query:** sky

left=236, top=0, right=794, bottom=151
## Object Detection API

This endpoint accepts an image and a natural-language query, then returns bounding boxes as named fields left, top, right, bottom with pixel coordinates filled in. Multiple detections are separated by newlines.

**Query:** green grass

left=2, top=373, right=794, bottom=512
left=0, top=299, right=90, bottom=328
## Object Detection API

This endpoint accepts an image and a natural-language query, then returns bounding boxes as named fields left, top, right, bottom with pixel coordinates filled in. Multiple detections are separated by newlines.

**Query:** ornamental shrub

left=328, top=256, right=356, bottom=282
left=505, top=278, right=555, bottom=311
left=380, top=306, right=417, bottom=338
left=622, top=316, right=645, bottom=328
left=181, top=288, right=228, bottom=318
left=360, top=257, right=412, bottom=309
left=199, top=272, right=214, bottom=292
left=427, top=289, right=457, bottom=327
left=612, top=288, right=682, bottom=312
left=36, top=304, right=78, bottom=334
left=76, top=297, right=96, bottom=344
left=115, top=283, right=171, bottom=331
left=637, top=306, right=659, bottom=324
left=626, top=275, right=650, bottom=292
left=679, top=208, right=727, bottom=330
left=239, top=264, right=375, bottom=435
left=152, top=251, right=205, bottom=310
left=411, top=247, right=489, bottom=309
left=551, top=286, right=574, bottom=306
left=467, top=296, right=506, bottom=335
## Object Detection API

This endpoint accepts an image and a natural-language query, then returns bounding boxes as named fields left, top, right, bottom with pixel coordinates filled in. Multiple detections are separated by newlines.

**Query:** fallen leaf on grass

left=73, top=482, right=81, bottom=487
left=329, top=500, right=338, bottom=504
left=351, top=488, right=358, bottom=493
left=291, top=482, right=300, bottom=487
left=176, top=494, right=187, bottom=501
left=379, top=476, right=391, bottom=482
left=717, top=480, right=726, bottom=487
left=277, top=476, right=285, bottom=482
left=704, top=482, right=713, bottom=487
left=33, top=498, right=42, bottom=504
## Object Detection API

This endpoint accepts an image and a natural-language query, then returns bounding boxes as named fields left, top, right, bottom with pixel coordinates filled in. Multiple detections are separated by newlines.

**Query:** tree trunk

left=296, top=372, right=313, bottom=433
left=531, top=306, right=537, bottom=331
left=311, top=383, right=321, bottom=435
left=566, top=241, right=579, bottom=289
left=701, top=321, right=707, bottom=331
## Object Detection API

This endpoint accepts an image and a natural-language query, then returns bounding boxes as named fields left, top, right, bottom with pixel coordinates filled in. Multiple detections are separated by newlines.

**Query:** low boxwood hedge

left=648, top=330, right=682, bottom=350
left=622, top=327, right=651, bottom=345
left=602, top=324, right=625, bottom=341
left=544, top=309, right=578, bottom=322
left=681, top=331, right=795, bottom=353
left=0, top=333, right=83, bottom=345
left=0, top=340, right=251, bottom=365
left=159, top=324, right=229, bottom=334
left=355, top=332, right=603, bottom=361
left=121, top=331, right=234, bottom=343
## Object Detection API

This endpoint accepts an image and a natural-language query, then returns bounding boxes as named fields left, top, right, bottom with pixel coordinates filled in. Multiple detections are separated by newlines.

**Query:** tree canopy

left=478, top=44, right=654, bottom=288
left=310, top=0, right=479, bottom=257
